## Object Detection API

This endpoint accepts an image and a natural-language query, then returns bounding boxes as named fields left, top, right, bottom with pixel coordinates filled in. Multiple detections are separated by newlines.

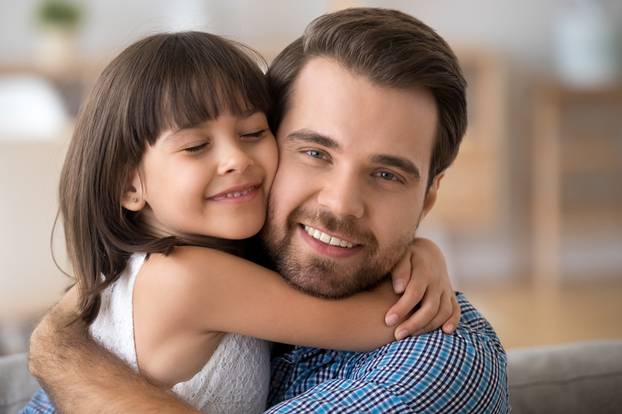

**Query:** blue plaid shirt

left=21, top=292, right=508, bottom=413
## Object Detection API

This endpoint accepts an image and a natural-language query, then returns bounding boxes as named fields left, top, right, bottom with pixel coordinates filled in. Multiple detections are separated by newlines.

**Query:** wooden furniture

left=532, top=83, right=622, bottom=286
left=426, top=49, right=508, bottom=233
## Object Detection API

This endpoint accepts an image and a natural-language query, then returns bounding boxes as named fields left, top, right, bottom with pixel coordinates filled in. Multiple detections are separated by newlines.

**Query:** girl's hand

left=385, top=238, right=460, bottom=340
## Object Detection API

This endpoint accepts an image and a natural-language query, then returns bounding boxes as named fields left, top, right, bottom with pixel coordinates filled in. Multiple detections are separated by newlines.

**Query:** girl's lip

left=207, top=183, right=261, bottom=202
left=208, top=182, right=262, bottom=199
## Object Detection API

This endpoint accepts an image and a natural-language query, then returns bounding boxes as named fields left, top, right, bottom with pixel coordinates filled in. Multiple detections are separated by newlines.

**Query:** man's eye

left=304, top=149, right=328, bottom=160
left=241, top=129, right=267, bottom=141
left=184, top=143, right=208, bottom=153
left=374, top=171, right=402, bottom=182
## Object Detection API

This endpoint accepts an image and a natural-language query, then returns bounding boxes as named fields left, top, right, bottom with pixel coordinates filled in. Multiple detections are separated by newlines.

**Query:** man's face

left=262, top=57, right=441, bottom=298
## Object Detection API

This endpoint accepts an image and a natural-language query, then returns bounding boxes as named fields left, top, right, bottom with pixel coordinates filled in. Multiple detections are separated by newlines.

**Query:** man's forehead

left=278, top=57, right=437, bottom=174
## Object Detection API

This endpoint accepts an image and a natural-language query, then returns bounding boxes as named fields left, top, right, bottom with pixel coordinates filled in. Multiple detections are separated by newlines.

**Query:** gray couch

left=2, top=340, right=622, bottom=414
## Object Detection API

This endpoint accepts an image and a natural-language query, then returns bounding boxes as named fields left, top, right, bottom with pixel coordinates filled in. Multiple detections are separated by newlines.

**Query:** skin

left=263, top=57, right=441, bottom=302
left=123, top=111, right=278, bottom=240
left=27, top=57, right=460, bottom=413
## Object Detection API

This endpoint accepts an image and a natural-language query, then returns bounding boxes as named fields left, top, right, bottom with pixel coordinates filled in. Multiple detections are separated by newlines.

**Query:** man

left=25, top=7, right=508, bottom=413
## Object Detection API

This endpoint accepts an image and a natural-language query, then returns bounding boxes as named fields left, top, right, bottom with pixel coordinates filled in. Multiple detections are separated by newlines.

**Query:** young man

left=25, top=8, right=508, bottom=413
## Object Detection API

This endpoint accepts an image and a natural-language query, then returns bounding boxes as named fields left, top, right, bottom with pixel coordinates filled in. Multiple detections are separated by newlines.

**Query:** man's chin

left=278, top=259, right=387, bottom=299
left=284, top=275, right=354, bottom=299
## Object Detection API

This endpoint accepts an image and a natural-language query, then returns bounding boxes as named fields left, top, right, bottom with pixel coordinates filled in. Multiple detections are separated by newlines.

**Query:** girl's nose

left=217, top=143, right=254, bottom=175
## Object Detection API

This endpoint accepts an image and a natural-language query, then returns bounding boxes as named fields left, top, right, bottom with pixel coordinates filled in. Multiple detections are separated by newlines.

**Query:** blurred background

left=0, top=0, right=621, bottom=355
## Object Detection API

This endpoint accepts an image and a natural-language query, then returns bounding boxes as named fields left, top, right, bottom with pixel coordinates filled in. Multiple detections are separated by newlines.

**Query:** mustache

left=287, top=207, right=377, bottom=246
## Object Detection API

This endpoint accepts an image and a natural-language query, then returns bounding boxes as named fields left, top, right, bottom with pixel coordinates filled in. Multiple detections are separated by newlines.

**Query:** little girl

left=53, top=32, right=456, bottom=413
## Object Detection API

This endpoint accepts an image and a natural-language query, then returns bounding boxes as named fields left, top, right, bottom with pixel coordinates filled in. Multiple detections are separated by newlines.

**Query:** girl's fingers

left=390, top=251, right=412, bottom=294
left=384, top=278, right=426, bottom=326
left=442, top=293, right=461, bottom=334
left=416, top=306, right=453, bottom=337
left=393, top=290, right=441, bottom=340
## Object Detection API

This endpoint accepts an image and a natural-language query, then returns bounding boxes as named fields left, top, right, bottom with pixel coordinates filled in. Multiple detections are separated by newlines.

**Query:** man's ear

left=121, top=170, right=146, bottom=212
left=422, top=172, right=444, bottom=218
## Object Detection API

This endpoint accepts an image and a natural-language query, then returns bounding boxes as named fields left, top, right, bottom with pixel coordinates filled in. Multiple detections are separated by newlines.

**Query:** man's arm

left=27, top=289, right=199, bottom=414
left=266, top=292, right=509, bottom=414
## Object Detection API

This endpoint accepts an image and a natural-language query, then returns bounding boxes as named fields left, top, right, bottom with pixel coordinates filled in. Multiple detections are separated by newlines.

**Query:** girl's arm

left=138, top=246, right=402, bottom=352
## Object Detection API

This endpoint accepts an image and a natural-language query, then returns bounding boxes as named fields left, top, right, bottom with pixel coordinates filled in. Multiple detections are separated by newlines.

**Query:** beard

left=261, top=204, right=415, bottom=298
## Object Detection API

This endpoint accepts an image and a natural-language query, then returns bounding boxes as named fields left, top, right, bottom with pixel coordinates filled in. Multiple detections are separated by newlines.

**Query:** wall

left=0, top=140, right=69, bottom=321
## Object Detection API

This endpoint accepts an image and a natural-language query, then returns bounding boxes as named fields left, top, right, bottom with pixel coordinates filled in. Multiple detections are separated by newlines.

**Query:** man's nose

left=317, top=172, right=365, bottom=219
left=217, top=142, right=254, bottom=175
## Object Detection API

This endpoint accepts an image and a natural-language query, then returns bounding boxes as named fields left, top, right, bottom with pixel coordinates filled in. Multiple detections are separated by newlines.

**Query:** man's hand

left=385, top=238, right=460, bottom=340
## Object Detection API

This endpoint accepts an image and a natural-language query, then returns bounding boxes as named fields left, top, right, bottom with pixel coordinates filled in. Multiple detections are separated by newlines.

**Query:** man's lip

left=298, top=223, right=360, bottom=246
left=297, top=225, right=363, bottom=258
left=207, top=182, right=261, bottom=199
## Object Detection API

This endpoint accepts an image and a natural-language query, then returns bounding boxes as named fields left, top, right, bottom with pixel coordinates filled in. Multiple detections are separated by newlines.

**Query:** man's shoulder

left=269, top=293, right=509, bottom=412
left=335, top=292, right=508, bottom=411
left=375, top=292, right=501, bottom=348
left=347, top=292, right=506, bottom=383
left=454, top=291, right=500, bottom=335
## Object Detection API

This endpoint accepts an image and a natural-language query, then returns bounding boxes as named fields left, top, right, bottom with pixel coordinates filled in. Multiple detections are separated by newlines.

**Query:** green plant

left=37, top=0, right=82, bottom=30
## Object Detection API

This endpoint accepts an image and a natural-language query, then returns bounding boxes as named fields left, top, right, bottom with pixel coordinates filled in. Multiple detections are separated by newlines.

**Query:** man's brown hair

left=267, top=7, right=467, bottom=187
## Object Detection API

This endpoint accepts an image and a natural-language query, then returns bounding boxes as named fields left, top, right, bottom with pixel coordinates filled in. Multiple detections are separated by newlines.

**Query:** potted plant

left=35, top=0, right=83, bottom=73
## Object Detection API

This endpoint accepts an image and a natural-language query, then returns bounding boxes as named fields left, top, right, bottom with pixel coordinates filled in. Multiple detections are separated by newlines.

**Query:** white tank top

left=89, top=253, right=270, bottom=413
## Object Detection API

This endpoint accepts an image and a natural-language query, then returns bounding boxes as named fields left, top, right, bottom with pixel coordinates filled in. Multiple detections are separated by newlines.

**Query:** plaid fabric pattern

left=19, top=293, right=508, bottom=414
left=266, top=292, right=509, bottom=413
left=18, top=388, right=54, bottom=414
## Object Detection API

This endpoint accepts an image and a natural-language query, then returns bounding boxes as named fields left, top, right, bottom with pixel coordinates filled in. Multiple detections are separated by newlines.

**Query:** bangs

left=125, top=32, right=271, bottom=144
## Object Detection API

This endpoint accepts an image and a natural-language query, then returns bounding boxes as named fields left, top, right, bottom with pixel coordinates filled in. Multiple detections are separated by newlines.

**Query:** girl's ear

left=121, top=170, right=146, bottom=212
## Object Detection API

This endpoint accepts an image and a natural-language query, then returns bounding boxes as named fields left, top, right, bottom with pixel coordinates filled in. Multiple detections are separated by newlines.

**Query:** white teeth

left=329, top=237, right=342, bottom=246
left=224, top=187, right=253, bottom=198
left=303, top=225, right=354, bottom=248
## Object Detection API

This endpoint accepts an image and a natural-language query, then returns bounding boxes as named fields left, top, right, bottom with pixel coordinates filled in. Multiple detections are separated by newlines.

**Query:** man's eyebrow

left=286, top=129, right=340, bottom=149
left=371, top=154, right=421, bottom=179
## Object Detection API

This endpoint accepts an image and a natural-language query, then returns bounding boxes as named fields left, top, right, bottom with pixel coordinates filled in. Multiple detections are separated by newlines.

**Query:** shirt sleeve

left=17, top=388, right=57, bottom=414
left=266, top=293, right=509, bottom=413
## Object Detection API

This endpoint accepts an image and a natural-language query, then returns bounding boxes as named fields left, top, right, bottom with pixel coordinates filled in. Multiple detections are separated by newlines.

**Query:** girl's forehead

left=158, top=90, right=265, bottom=128
left=156, top=110, right=268, bottom=142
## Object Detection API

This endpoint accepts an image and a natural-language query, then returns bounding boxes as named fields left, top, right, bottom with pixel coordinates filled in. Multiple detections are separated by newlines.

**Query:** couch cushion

left=0, top=353, right=39, bottom=414
left=508, top=340, right=622, bottom=414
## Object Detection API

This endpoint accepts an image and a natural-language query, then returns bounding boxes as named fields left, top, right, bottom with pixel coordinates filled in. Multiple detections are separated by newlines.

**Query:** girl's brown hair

left=59, top=31, right=271, bottom=324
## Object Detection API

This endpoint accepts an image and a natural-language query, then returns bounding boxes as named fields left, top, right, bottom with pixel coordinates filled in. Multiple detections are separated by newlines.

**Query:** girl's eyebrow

left=161, top=110, right=266, bottom=143
left=160, top=128, right=200, bottom=145
left=238, top=108, right=261, bottom=118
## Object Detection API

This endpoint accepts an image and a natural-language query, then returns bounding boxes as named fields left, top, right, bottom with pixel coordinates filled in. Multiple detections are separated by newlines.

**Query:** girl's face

left=126, top=111, right=278, bottom=240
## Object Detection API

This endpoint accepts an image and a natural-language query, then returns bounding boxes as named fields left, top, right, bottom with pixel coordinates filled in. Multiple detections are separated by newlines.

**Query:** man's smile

left=297, top=224, right=363, bottom=258
left=302, top=224, right=356, bottom=248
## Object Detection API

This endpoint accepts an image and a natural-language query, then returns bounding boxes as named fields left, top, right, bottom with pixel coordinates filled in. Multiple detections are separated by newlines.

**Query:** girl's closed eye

left=184, top=142, right=210, bottom=153
left=240, top=128, right=268, bottom=141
